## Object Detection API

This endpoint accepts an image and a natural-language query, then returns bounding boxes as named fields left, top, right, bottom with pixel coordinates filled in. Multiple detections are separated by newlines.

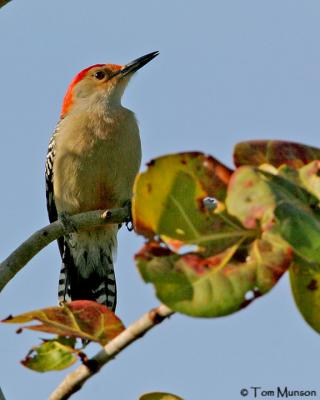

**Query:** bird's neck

left=70, top=93, right=126, bottom=122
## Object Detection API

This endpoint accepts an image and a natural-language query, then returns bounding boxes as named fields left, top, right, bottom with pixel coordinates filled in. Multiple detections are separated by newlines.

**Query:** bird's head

left=61, top=51, right=159, bottom=117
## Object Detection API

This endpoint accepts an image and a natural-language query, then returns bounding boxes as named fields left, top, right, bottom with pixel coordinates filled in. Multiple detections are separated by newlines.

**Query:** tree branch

left=49, top=304, right=174, bottom=400
left=0, top=207, right=129, bottom=292
left=0, top=387, right=6, bottom=400
left=0, top=0, right=11, bottom=9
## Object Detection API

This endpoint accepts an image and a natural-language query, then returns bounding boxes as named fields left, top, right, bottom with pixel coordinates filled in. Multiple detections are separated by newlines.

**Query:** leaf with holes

left=290, top=258, right=320, bottom=333
left=21, top=339, right=79, bottom=372
left=234, top=140, right=320, bottom=168
left=139, top=393, right=184, bottom=400
left=135, top=231, right=291, bottom=317
left=2, top=300, right=124, bottom=345
left=133, top=152, right=250, bottom=255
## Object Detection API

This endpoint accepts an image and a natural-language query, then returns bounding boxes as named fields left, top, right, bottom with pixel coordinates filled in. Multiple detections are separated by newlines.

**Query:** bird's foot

left=126, top=220, right=134, bottom=231
left=123, top=200, right=134, bottom=231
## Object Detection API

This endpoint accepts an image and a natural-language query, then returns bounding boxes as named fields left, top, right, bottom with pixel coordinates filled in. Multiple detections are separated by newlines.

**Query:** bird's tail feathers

left=58, top=227, right=117, bottom=311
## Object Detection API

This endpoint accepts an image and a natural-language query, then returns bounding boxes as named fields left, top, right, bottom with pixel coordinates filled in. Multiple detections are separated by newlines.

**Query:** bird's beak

left=119, top=51, right=159, bottom=77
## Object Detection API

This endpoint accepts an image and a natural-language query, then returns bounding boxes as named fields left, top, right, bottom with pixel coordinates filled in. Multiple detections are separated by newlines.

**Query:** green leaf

left=290, top=258, right=320, bottom=333
left=136, top=231, right=291, bottom=317
left=261, top=169, right=318, bottom=206
left=259, top=171, right=320, bottom=263
left=53, top=336, right=77, bottom=348
left=234, top=140, right=320, bottom=168
left=277, top=164, right=302, bottom=186
left=139, top=393, right=184, bottom=400
left=275, top=203, right=320, bottom=263
left=134, top=154, right=294, bottom=317
left=299, top=160, right=320, bottom=200
left=226, top=166, right=276, bottom=229
left=21, top=340, right=78, bottom=372
left=2, top=300, right=125, bottom=345
left=133, top=152, right=246, bottom=255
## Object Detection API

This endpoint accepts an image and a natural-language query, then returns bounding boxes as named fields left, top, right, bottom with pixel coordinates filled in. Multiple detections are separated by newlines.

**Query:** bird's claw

left=126, top=220, right=134, bottom=231
left=123, top=200, right=134, bottom=232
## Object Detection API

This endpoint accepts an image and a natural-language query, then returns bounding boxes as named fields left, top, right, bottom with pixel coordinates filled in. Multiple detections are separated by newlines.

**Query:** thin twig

left=0, top=387, right=6, bottom=400
left=0, top=207, right=129, bottom=292
left=0, top=0, right=11, bottom=9
left=49, top=304, right=174, bottom=400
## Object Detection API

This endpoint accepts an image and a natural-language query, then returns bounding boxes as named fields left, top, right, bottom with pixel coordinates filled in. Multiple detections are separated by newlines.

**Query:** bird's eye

left=94, top=71, right=106, bottom=80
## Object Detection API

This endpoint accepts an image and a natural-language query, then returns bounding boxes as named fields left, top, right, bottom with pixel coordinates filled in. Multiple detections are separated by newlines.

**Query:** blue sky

left=1, top=1, right=320, bottom=399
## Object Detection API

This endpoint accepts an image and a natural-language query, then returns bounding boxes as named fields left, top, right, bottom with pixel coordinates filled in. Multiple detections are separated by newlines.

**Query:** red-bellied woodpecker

left=45, top=51, right=159, bottom=311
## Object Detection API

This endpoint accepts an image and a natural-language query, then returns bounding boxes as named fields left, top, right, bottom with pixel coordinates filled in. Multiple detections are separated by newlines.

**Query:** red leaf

left=2, top=300, right=125, bottom=345
left=234, top=140, right=320, bottom=168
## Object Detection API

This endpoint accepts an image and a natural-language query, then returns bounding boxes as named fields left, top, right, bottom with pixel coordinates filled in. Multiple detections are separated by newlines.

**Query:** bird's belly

left=54, top=137, right=141, bottom=214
